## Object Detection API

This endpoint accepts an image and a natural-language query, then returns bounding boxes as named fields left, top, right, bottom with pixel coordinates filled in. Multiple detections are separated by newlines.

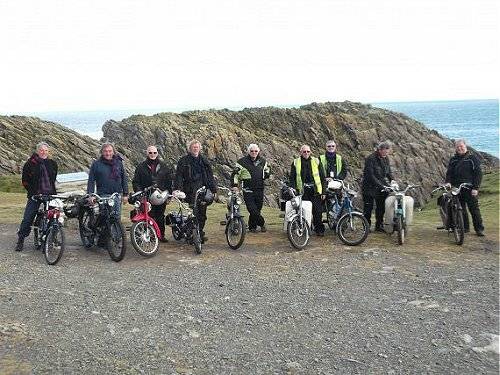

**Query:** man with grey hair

left=319, top=140, right=348, bottom=180
left=445, top=139, right=484, bottom=236
left=15, top=142, right=58, bottom=251
left=174, top=140, right=217, bottom=242
left=361, top=141, right=394, bottom=232
left=232, top=144, right=270, bottom=232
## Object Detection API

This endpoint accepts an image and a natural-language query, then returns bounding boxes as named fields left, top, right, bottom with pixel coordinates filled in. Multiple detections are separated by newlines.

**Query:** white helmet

left=327, top=180, right=342, bottom=190
left=150, top=189, right=169, bottom=205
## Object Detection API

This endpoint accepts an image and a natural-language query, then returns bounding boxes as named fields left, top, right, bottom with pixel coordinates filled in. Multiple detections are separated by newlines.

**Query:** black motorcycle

left=218, top=186, right=247, bottom=250
left=165, top=186, right=207, bottom=254
left=77, top=192, right=126, bottom=262
left=432, top=182, right=471, bottom=245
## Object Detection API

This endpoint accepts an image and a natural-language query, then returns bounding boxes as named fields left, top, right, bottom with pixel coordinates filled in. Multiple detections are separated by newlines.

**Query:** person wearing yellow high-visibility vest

left=319, top=140, right=349, bottom=180
left=289, top=144, right=326, bottom=236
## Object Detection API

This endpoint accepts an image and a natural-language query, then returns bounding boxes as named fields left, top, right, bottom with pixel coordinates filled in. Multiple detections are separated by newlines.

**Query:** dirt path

left=0, top=222, right=498, bottom=374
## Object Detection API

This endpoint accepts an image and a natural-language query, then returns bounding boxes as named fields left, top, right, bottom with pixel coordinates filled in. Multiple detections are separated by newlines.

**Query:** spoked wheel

left=172, top=226, right=183, bottom=241
left=396, top=215, right=405, bottom=245
left=78, top=210, right=94, bottom=248
left=131, top=221, right=159, bottom=257
left=287, top=216, right=310, bottom=250
left=44, top=225, right=65, bottom=265
left=106, top=221, right=126, bottom=262
left=192, top=224, right=202, bottom=254
left=452, top=207, right=465, bottom=245
left=337, top=212, right=369, bottom=246
left=225, top=217, right=246, bottom=250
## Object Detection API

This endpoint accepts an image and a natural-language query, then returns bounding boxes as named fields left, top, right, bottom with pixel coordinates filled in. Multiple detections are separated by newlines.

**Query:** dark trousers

left=243, top=190, right=265, bottom=230
left=303, top=191, right=325, bottom=234
left=188, top=192, right=208, bottom=234
left=363, top=193, right=388, bottom=228
left=458, top=191, right=484, bottom=232
left=150, top=202, right=167, bottom=239
left=18, top=198, right=40, bottom=240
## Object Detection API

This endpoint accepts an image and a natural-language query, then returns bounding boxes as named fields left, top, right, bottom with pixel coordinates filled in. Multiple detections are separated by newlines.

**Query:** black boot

left=15, top=238, right=24, bottom=252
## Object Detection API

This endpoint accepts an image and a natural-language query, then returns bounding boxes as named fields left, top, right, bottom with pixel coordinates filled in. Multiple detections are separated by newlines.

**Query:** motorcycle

left=165, top=186, right=207, bottom=254
left=382, top=182, right=419, bottom=245
left=77, top=192, right=126, bottom=262
left=280, top=182, right=313, bottom=250
left=324, top=179, right=369, bottom=246
left=218, top=186, right=247, bottom=250
left=128, top=185, right=169, bottom=257
left=32, top=194, right=69, bottom=265
left=431, top=182, right=471, bottom=245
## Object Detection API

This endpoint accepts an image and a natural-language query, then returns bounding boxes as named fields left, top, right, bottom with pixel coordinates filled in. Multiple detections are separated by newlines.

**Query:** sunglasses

left=302, top=151, right=311, bottom=154
left=327, top=145, right=336, bottom=148
left=148, top=151, right=158, bottom=155
left=249, top=150, right=259, bottom=153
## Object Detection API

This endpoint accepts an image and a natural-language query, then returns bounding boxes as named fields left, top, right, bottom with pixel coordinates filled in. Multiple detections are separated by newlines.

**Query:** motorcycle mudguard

left=131, top=213, right=162, bottom=237
left=283, top=200, right=312, bottom=232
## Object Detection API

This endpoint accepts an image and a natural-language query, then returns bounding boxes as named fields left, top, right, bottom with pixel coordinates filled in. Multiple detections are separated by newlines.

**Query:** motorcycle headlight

left=236, top=197, right=242, bottom=205
left=108, top=199, right=115, bottom=207
left=291, top=197, right=299, bottom=209
left=134, top=201, right=141, bottom=208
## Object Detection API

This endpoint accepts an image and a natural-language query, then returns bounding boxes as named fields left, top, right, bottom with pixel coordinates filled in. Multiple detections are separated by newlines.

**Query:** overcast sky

left=0, top=0, right=498, bottom=112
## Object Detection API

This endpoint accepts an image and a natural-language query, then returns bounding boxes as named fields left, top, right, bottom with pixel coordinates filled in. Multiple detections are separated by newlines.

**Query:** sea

left=16, top=99, right=499, bottom=157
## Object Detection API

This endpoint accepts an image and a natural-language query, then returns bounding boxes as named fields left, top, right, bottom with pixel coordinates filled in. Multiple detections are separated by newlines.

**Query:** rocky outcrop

left=0, top=115, right=101, bottom=174
left=102, top=101, right=498, bottom=206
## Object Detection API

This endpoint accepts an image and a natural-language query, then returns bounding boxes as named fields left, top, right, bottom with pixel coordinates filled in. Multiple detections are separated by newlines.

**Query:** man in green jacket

left=232, top=144, right=270, bottom=233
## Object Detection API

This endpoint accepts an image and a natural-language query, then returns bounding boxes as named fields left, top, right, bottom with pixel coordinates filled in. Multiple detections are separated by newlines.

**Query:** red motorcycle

left=128, top=185, right=168, bottom=257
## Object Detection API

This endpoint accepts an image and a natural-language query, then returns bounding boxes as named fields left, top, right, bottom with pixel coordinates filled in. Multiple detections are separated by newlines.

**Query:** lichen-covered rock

left=0, top=115, right=101, bottom=174
left=102, top=101, right=498, bottom=206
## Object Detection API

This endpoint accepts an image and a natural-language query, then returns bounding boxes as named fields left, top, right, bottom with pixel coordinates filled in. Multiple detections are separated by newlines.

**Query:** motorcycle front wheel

left=131, top=221, right=159, bottom=257
left=192, top=224, right=202, bottom=254
left=337, top=212, right=369, bottom=246
left=44, top=224, right=65, bottom=265
left=107, top=221, right=126, bottom=262
left=396, top=215, right=405, bottom=245
left=452, top=207, right=465, bottom=245
left=287, top=216, right=310, bottom=250
left=226, top=217, right=246, bottom=250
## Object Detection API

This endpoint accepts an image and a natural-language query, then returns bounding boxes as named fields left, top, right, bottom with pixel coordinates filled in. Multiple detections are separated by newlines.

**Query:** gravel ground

left=0, top=222, right=498, bottom=374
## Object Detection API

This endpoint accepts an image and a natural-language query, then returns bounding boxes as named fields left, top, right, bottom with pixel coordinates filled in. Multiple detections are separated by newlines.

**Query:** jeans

left=18, top=198, right=41, bottom=240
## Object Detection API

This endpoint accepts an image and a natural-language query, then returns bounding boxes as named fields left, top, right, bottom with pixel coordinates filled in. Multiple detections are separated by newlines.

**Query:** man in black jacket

left=361, top=141, right=394, bottom=232
left=132, top=145, right=174, bottom=242
left=16, top=142, right=58, bottom=251
left=174, top=140, right=217, bottom=242
left=231, top=144, right=270, bottom=233
left=445, top=139, right=484, bottom=236
left=289, top=144, right=326, bottom=236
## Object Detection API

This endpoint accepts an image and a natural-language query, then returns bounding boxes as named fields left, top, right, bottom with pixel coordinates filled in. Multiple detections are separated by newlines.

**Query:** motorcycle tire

left=131, top=221, right=159, bottom=257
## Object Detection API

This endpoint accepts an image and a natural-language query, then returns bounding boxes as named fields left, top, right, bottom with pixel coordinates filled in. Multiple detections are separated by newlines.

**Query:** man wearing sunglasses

left=132, top=145, right=174, bottom=242
left=289, top=144, right=326, bottom=236
left=232, top=144, right=271, bottom=233
left=319, top=140, right=349, bottom=180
